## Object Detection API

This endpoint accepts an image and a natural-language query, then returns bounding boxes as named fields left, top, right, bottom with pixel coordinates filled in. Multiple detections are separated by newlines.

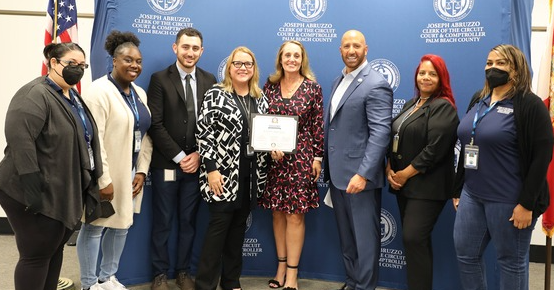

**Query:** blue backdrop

left=89, top=1, right=532, bottom=289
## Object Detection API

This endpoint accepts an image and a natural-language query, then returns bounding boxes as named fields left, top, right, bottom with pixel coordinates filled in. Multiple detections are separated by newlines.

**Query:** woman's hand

left=208, top=170, right=225, bottom=196
left=509, top=204, right=533, bottom=229
left=132, top=173, right=146, bottom=198
left=386, top=161, right=402, bottom=190
left=452, top=198, right=460, bottom=211
left=100, top=183, right=114, bottom=201
left=388, top=164, right=419, bottom=190
left=312, top=159, right=322, bottom=181
left=270, top=150, right=285, bottom=161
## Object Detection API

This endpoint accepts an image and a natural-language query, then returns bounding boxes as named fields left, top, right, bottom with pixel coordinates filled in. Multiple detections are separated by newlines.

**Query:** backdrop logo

left=289, top=0, right=327, bottom=22
left=369, top=59, right=401, bottom=92
left=217, top=57, right=229, bottom=82
left=433, top=0, right=474, bottom=22
left=380, top=208, right=397, bottom=246
left=147, top=0, right=185, bottom=15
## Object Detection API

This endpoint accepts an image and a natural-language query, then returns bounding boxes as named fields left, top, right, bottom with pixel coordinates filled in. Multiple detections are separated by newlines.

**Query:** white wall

left=529, top=0, right=550, bottom=246
left=0, top=1, right=94, bottom=217
left=0, top=1, right=553, bottom=245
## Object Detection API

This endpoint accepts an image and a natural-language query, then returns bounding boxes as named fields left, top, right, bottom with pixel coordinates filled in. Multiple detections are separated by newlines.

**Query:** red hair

left=414, top=54, right=456, bottom=109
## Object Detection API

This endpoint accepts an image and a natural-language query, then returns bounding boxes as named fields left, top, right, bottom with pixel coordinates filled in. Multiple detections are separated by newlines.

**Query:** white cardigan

left=82, top=75, right=152, bottom=229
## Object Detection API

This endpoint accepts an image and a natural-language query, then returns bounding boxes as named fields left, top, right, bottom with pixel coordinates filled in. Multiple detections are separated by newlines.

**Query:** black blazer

left=147, top=63, right=217, bottom=169
left=388, top=97, right=459, bottom=200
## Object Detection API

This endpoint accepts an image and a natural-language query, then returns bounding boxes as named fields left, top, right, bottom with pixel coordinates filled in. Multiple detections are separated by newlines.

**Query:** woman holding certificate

left=195, top=46, right=269, bottom=290
left=259, top=40, right=324, bottom=290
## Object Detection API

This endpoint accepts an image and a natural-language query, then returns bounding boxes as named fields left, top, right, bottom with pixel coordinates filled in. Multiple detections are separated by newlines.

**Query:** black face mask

left=485, top=67, right=510, bottom=89
left=54, top=61, right=85, bottom=86
left=61, top=65, right=85, bottom=85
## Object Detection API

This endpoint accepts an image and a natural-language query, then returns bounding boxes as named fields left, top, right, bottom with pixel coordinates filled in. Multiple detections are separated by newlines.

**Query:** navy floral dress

left=258, top=78, right=324, bottom=214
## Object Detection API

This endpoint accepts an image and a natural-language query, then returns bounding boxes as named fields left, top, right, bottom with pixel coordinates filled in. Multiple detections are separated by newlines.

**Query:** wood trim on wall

left=0, top=9, right=94, bottom=18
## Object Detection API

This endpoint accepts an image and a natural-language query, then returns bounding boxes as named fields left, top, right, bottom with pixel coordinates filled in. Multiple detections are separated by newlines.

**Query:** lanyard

left=470, top=95, right=499, bottom=145
left=234, top=92, right=252, bottom=130
left=123, top=88, right=140, bottom=129
left=395, top=99, right=424, bottom=135
left=69, top=90, right=92, bottom=146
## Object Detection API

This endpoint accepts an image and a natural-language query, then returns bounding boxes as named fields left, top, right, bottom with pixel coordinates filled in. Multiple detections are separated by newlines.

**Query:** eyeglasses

left=231, top=61, right=254, bottom=69
left=57, top=59, right=89, bottom=69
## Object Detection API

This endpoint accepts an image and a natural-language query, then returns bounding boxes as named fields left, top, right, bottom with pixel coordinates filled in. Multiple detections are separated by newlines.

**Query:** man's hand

left=179, top=152, right=200, bottom=173
left=346, top=174, right=367, bottom=194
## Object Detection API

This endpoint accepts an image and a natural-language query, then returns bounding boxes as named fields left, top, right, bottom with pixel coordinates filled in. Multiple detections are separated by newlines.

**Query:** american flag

left=42, top=0, right=79, bottom=76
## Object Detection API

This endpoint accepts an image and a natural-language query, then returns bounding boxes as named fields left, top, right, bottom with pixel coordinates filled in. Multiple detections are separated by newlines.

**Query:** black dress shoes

left=338, top=283, right=353, bottom=290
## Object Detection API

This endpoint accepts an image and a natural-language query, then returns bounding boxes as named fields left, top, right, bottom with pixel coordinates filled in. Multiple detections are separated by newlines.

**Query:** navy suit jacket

left=324, top=64, right=393, bottom=190
left=147, top=63, right=217, bottom=169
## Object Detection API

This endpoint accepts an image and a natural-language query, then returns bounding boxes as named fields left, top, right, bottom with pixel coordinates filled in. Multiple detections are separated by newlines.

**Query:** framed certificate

left=249, top=113, right=298, bottom=153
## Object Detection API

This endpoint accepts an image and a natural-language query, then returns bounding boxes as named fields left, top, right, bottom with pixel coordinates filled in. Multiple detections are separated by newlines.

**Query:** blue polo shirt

left=46, top=77, right=94, bottom=146
left=457, top=95, right=521, bottom=203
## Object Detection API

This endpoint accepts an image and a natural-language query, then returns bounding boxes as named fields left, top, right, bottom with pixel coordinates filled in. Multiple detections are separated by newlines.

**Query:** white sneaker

left=97, top=276, right=127, bottom=290
left=82, top=282, right=102, bottom=290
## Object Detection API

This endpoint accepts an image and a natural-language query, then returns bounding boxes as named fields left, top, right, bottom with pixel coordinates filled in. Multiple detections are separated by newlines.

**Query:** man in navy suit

left=324, top=30, right=393, bottom=290
left=147, top=28, right=217, bottom=290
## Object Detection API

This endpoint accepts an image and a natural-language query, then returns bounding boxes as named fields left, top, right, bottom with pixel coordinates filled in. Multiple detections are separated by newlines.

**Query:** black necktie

left=185, top=74, right=196, bottom=149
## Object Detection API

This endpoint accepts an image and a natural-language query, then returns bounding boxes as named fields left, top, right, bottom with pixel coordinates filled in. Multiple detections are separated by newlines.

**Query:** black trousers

left=396, top=195, right=446, bottom=290
left=0, top=190, right=74, bottom=290
left=195, top=182, right=251, bottom=290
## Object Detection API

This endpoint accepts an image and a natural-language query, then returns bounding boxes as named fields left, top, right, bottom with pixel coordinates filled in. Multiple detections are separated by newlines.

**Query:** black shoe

left=269, top=257, right=287, bottom=288
left=282, top=264, right=298, bottom=290
left=338, top=283, right=353, bottom=290
left=66, top=230, right=79, bottom=246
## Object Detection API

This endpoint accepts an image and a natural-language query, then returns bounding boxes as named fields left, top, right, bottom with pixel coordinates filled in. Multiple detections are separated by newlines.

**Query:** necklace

left=236, top=94, right=250, bottom=113
left=281, top=78, right=303, bottom=97
left=416, top=96, right=430, bottom=107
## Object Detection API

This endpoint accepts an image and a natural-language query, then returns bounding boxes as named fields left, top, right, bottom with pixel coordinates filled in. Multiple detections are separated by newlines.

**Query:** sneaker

left=175, top=272, right=194, bottom=290
left=97, top=276, right=127, bottom=290
left=82, top=282, right=102, bottom=290
left=151, top=274, right=169, bottom=290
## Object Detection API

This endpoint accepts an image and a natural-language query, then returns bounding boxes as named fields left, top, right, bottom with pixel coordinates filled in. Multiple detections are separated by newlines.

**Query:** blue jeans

left=76, top=223, right=128, bottom=289
left=453, top=189, right=535, bottom=290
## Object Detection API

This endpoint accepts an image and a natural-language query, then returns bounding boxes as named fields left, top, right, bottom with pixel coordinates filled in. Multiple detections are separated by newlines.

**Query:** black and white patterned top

left=197, top=85, right=269, bottom=203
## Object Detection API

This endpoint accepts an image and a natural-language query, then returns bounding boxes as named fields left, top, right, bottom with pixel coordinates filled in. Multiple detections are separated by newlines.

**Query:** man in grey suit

left=147, top=27, right=217, bottom=290
left=324, top=30, right=393, bottom=290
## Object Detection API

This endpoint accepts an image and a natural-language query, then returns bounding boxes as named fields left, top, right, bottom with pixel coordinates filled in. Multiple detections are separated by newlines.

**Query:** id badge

left=392, top=134, right=399, bottom=153
left=164, top=169, right=176, bottom=182
left=464, top=144, right=479, bottom=170
left=88, top=146, right=95, bottom=170
left=134, top=130, right=142, bottom=153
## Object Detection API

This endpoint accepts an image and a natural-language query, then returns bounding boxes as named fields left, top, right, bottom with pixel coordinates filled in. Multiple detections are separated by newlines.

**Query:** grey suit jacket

left=324, top=64, right=393, bottom=190
left=147, top=63, right=217, bottom=169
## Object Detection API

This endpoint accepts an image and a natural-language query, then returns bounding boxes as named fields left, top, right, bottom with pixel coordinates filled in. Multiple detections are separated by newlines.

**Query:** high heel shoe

left=268, top=257, right=287, bottom=288
left=282, top=264, right=299, bottom=290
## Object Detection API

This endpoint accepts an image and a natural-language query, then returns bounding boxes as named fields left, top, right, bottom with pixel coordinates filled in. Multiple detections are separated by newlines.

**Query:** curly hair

left=104, top=30, right=141, bottom=57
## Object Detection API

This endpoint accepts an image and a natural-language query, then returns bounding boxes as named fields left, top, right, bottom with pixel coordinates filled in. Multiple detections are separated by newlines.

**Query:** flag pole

left=547, top=236, right=552, bottom=290
left=52, top=0, right=58, bottom=43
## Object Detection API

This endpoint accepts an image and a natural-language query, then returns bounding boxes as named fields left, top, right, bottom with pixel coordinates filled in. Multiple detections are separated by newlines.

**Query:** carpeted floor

left=0, top=234, right=550, bottom=290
